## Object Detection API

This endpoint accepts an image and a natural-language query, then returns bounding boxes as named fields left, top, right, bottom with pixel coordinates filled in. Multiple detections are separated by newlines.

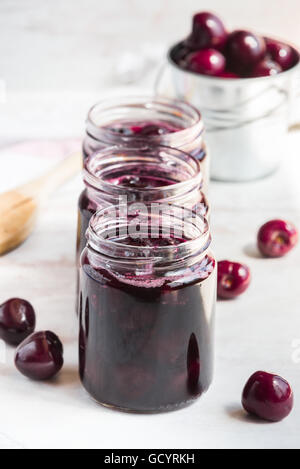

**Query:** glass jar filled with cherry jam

left=79, top=205, right=216, bottom=412
left=83, top=96, right=209, bottom=190
left=77, top=145, right=209, bottom=259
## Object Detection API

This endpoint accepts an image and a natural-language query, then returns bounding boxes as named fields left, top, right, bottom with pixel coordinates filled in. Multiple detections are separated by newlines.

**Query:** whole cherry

left=266, top=38, right=296, bottom=71
left=173, top=43, right=192, bottom=66
left=186, top=49, right=226, bottom=76
left=0, top=298, right=36, bottom=346
left=251, top=59, right=282, bottom=77
left=15, top=331, right=64, bottom=381
left=257, top=219, right=298, bottom=258
left=226, top=30, right=267, bottom=74
left=188, top=12, right=228, bottom=51
left=217, top=260, right=251, bottom=299
left=242, top=371, right=294, bottom=422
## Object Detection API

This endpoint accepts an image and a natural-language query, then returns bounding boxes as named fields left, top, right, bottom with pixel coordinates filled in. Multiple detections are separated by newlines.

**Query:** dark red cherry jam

left=79, top=207, right=216, bottom=412
left=105, top=120, right=182, bottom=137
left=105, top=174, right=177, bottom=189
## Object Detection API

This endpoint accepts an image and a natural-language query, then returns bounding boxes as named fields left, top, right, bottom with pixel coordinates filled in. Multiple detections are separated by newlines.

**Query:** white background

left=0, top=0, right=300, bottom=450
left=1, top=0, right=300, bottom=93
left=1, top=0, right=300, bottom=142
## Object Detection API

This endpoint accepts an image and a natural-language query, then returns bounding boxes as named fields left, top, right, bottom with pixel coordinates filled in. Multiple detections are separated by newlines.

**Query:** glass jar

left=79, top=205, right=216, bottom=412
left=77, top=145, right=209, bottom=260
left=83, top=96, right=209, bottom=191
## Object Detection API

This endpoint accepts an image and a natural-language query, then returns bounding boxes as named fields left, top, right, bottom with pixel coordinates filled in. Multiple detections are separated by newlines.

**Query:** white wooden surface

left=0, top=0, right=300, bottom=450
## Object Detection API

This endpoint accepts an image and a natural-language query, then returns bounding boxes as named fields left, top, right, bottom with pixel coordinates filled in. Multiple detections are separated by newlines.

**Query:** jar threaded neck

left=83, top=145, right=202, bottom=204
left=86, top=205, right=211, bottom=273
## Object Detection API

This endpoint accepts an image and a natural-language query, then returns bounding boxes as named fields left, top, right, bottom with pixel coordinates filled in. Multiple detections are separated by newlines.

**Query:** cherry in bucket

left=266, top=39, right=296, bottom=71
left=187, top=12, right=228, bottom=51
left=172, top=11, right=298, bottom=78
left=251, top=59, right=282, bottom=77
left=186, top=49, right=226, bottom=76
left=226, top=30, right=267, bottom=74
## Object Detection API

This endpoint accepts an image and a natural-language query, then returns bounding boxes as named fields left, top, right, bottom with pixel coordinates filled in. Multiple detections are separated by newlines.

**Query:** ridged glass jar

left=83, top=96, right=209, bottom=191
left=77, top=145, right=209, bottom=260
left=79, top=205, right=216, bottom=412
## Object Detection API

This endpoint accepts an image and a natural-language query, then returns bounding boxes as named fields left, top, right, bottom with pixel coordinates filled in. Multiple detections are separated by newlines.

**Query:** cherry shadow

left=226, top=404, right=275, bottom=425
left=47, top=365, right=80, bottom=387
left=243, top=243, right=262, bottom=259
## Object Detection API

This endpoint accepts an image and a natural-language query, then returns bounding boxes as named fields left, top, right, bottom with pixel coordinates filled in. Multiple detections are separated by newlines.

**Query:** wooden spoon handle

left=20, top=152, right=82, bottom=199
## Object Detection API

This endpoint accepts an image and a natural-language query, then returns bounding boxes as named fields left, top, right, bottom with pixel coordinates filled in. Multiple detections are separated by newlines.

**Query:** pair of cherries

left=218, top=219, right=298, bottom=300
left=175, top=12, right=297, bottom=78
left=0, top=299, right=63, bottom=380
left=217, top=218, right=297, bottom=422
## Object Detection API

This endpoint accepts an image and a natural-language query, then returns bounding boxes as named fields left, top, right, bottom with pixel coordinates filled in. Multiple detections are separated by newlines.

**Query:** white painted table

left=0, top=117, right=299, bottom=449
left=1, top=0, right=300, bottom=449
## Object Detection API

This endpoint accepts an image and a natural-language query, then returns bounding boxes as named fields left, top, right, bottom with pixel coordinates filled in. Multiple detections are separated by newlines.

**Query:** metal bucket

left=157, top=42, right=300, bottom=182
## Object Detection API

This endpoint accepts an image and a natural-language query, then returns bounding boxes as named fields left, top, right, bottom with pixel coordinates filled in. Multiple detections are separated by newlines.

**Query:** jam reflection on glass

left=79, top=227, right=216, bottom=412
left=105, top=119, right=182, bottom=137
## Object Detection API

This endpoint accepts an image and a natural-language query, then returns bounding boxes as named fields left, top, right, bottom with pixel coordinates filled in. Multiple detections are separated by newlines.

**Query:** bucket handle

left=287, top=66, right=300, bottom=132
left=155, top=59, right=300, bottom=132
left=154, top=62, right=169, bottom=97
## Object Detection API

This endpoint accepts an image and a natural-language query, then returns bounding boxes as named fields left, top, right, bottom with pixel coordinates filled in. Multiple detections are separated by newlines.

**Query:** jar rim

left=86, top=95, right=204, bottom=146
left=83, top=145, right=202, bottom=201
left=86, top=204, right=211, bottom=269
